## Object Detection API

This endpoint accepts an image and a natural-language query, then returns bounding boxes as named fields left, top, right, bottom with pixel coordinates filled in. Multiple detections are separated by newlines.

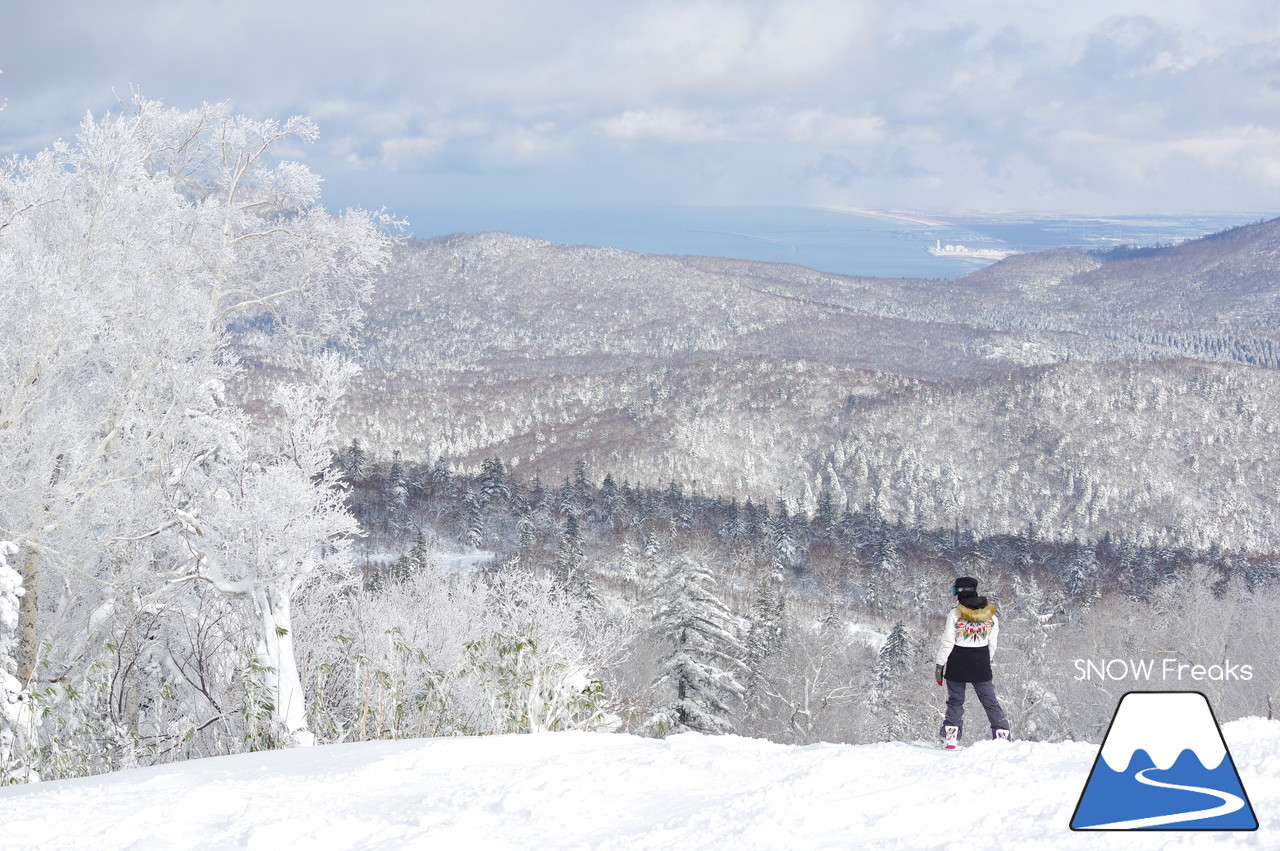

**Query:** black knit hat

left=952, top=576, right=978, bottom=595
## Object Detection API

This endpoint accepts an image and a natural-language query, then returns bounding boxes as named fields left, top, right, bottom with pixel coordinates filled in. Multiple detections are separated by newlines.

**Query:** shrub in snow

left=296, top=562, right=629, bottom=740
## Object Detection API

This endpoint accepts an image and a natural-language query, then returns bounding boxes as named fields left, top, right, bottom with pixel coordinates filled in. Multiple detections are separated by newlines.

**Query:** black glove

left=934, top=664, right=944, bottom=686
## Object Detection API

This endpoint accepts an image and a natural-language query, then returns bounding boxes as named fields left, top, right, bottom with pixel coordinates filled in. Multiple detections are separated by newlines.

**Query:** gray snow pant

left=940, top=679, right=1009, bottom=740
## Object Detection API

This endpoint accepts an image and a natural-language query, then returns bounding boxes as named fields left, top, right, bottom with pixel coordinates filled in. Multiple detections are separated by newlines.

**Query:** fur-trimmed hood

left=957, top=602, right=996, bottom=621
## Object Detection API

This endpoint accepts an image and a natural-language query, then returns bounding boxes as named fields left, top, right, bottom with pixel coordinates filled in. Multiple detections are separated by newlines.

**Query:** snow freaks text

left=1073, top=659, right=1254, bottom=682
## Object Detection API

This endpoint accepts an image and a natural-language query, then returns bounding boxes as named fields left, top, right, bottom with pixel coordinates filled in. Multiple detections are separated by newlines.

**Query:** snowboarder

left=934, top=576, right=1010, bottom=749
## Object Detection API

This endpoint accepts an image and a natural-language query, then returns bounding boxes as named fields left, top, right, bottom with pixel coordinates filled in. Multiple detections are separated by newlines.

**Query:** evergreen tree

left=1014, top=523, right=1038, bottom=574
left=719, top=499, right=745, bottom=546
left=663, top=481, right=692, bottom=531
left=385, top=450, right=408, bottom=530
left=867, top=622, right=912, bottom=740
left=528, top=475, right=548, bottom=512
left=814, top=489, right=836, bottom=544
left=768, top=498, right=796, bottom=573
left=558, top=479, right=580, bottom=517
left=820, top=595, right=844, bottom=634
left=642, top=527, right=661, bottom=560
left=479, top=457, right=510, bottom=507
left=390, top=528, right=432, bottom=585
left=1064, top=540, right=1100, bottom=611
left=837, top=506, right=858, bottom=547
left=389, top=554, right=411, bottom=585
left=620, top=481, right=637, bottom=525
left=516, top=496, right=537, bottom=552
left=555, top=513, right=598, bottom=610
left=556, top=514, right=587, bottom=595
left=464, top=488, right=484, bottom=550
left=387, top=450, right=405, bottom=498
left=1114, top=537, right=1139, bottom=599
left=1246, top=560, right=1277, bottom=591
left=601, top=473, right=623, bottom=525
left=429, top=458, right=453, bottom=491
left=650, top=556, right=747, bottom=735
left=346, top=438, right=368, bottom=480
left=865, top=501, right=899, bottom=612
left=1129, top=543, right=1157, bottom=600
left=743, top=573, right=786, bottom=691
left=743, top=499, right=766, bottom=546
left=573, top=460, right=593, bottom=511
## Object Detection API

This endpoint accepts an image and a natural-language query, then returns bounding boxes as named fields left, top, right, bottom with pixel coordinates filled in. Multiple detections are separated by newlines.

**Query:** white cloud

left=482, top=123, right=564, bottom=164
left=599, top=107, right=883, bottom=148
left=378, top=137, right=442, bottom=171
left=783, top=110, right=884, bottom=147
left=2, top=0, right=1279, bottom=214
left=601, top=109, right=729, bottom=143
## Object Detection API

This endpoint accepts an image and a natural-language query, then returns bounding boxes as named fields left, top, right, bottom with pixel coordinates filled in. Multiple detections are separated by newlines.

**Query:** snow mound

left=2, top=721, right=1277, bottom=850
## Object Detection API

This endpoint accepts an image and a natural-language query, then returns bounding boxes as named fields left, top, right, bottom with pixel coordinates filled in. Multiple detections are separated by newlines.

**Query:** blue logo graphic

left=1071, top=691, right=1257, bottom=831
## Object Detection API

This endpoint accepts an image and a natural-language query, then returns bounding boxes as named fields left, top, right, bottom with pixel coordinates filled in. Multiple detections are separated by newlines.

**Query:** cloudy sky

left=3, top=1, right=1278, bottom=222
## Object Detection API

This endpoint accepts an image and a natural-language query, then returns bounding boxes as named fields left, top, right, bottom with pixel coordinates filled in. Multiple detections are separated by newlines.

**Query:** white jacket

left=934, top=601, right=999, bottom=666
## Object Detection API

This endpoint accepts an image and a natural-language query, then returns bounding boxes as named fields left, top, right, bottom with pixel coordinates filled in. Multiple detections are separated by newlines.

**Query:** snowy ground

left=2, top=719, right=1277, bottom=850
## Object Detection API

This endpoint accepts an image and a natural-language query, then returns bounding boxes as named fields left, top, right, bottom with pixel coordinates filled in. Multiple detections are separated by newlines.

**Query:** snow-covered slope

left=3, top=720, right=1278, bottom=850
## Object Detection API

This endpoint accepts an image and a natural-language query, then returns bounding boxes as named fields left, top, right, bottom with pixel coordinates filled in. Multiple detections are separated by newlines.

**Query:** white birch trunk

left=254, top=581, right=313, bottom=747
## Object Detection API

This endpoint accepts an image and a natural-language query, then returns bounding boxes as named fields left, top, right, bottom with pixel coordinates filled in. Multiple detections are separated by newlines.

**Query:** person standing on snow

left=934, top=576, right=1010, bottom=748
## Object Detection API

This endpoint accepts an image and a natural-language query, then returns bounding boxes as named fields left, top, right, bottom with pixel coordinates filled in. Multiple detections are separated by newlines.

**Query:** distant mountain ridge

left=332, top=217, right=1280, bottom=380
left=958, top=217, right=1280, bottom=333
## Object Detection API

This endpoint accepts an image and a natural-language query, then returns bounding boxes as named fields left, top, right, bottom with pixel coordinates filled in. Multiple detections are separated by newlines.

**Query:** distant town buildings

left=928, top=238, right=1016, bottom=261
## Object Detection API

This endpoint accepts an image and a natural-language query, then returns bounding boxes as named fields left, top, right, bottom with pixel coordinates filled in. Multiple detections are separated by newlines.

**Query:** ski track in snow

left=0, top=718, right=1276, bottom=850
left=1081, top=767, right=1245, bottom=830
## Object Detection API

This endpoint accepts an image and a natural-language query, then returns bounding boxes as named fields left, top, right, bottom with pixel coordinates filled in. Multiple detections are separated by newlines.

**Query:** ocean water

left=402, top=206, right=1271, bottom=280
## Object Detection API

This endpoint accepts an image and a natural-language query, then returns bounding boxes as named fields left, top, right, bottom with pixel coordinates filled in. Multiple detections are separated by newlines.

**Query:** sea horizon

left=396, top=206, right=1273, bottom=280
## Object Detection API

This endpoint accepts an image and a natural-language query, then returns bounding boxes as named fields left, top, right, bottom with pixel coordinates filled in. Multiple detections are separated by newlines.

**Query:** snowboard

left=901, top=740, right=963, bottom=751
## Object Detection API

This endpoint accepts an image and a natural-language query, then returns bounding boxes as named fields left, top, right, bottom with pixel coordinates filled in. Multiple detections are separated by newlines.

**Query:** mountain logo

left=1071, top=691, right=1258, bottom=830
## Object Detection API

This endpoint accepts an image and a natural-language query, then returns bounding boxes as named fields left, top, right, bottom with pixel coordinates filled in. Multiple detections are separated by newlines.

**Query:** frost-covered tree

left=554, top=514, right=598, bottom=607
left=478, top=457, right=510, bottom=507
left=387, top=451, right=407, bottom=509
left=557, top=514, right=585, bottom=576
left=867, top=622, right=912, bottom=741
left=296, top=562, right=630, bottom=739
left=742, top=608, right=864, bottom=746
left=464, top=488, right=484, bottom=550
left=174, top=356, right=366, bottom=747
left=719, top=500, right=745, bottom=546
left=650, top=556, right=746, bottom=735
left=0, top=541, right=32, bottom=782
left=0, top=95, right=391, bottom=759
left=601, top=474, right=624, bottom=526
left=1063, top=540, right=1101, bottom=613
left=1004, top=572, right=1066, bottom=741
left=345, top=439, right=368, bottom=480
left=744, top=573, right=786, bottom=691
left=768, top=498, right=796, bottom=572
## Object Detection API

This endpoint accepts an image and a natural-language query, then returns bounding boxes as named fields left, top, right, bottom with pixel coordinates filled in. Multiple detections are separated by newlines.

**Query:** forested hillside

left=235, top=219, right=1280, bottom=552
left=828, top=358, right=1280, bottom=551
left=324, top=448, right=1280, bottom=748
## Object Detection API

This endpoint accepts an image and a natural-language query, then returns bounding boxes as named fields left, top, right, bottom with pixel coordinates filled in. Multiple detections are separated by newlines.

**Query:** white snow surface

left=1100, top=691, right=1228, bottom=772
left=439, top=550, right=496, bottom=575
left=3, top=719, right=1279, bottom=850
